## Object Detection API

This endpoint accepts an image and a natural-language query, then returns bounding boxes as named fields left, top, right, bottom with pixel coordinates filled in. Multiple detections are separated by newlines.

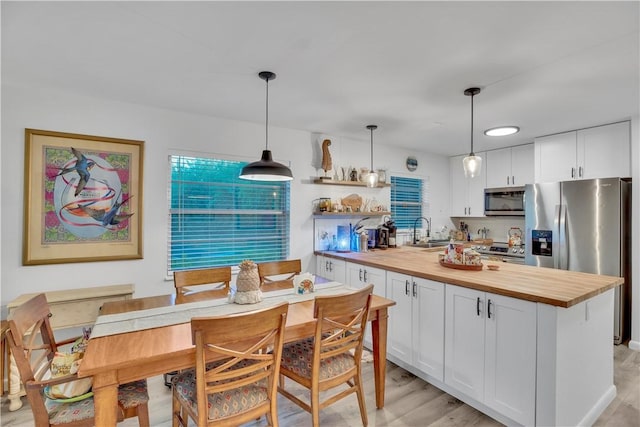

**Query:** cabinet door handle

left=512, top=175, right=515, bottom=185
left=412, top=281, right=417, bottom=298
left=329, top=261, right=333, bottom=272
left=363, top=270, right=368, bottom=282
left=468, top=207, right=471, bottom=215
left=359, top=269, right=363, bottom=282
left=477, top=297, right=481, bottom=316
left=507, top=176, right=510, bottom=185
left=325, top=261, right=329, bottom=271
left=579, top=166, right=583, bottom=178
left=405, top=280, right=410, bottom=296
left=571, top=167, right=575, bottom=178
left=488, top=299, right=493, bottom=319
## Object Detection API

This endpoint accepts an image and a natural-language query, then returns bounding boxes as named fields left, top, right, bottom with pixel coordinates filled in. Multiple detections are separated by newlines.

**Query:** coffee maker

left=376, top=225, right=389, bottom=249
left=383, top=217, right=397, bottom=248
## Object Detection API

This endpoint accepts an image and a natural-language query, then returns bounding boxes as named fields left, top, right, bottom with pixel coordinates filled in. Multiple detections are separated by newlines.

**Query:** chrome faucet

left=412, top=217, right=431, bottom=244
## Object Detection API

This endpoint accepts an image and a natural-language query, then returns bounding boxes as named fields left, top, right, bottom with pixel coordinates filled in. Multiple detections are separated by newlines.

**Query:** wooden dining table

left=78, top=285, right=396, bottom=426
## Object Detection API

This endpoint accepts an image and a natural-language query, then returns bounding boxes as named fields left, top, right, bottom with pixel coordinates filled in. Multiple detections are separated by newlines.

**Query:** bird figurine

left=80, top=194, right=134, bottom=227
left=57, top=148, right=96, bottom=196
left=321, top=139, right=332, bottom=175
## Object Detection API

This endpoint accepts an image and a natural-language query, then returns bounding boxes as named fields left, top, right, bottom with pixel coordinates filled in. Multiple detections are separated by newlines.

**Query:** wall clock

left=406, top=156, right=418, bottom=171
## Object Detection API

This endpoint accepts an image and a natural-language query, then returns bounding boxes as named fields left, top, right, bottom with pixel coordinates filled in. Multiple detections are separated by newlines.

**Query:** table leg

left=371, top=307, right=388, bottom=409
left=92, top=372, right=120, bottom=426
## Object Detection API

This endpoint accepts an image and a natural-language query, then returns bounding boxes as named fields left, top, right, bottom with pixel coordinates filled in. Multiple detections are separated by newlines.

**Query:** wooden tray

left=439, top=259, right=483, bottom=271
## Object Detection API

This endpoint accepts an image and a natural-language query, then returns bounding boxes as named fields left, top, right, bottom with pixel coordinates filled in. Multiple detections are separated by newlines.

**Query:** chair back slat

left=258, top=259, right=302, bottom=287
left=190, top=302, right=289, bottom=426
left=314, top=285, right=373, bottom=364
left=173, top=267, right=232, bottom=304
left=6, top=294, right=61, bottom=425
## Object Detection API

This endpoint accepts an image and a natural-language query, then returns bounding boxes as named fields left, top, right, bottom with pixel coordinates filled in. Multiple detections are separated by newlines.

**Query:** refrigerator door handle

left=559, top=204, right=568, bottom=270
left=553, top=205, right=560, bottom=269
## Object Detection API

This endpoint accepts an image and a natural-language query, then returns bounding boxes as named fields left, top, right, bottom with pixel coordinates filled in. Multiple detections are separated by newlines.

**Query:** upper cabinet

left=485, top=144, right=534, bottom=188
left=534, top=121, right=630, bottom=183
left=450, top=153, right=486, bottom=217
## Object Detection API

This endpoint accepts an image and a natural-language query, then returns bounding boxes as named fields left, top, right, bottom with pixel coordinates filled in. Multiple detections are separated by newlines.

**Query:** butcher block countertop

left=316, top=246, right=623, bottom=308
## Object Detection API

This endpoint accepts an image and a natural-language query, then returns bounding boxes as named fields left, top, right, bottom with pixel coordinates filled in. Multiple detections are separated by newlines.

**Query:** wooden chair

left=278, top=284, right=373, bottom=427
left=257, top=259, right=302, bottom=289
left=6, top=294, right=150, bottom=426
left=173, top=266, right=232, bottom=304
left=171, top=302, right=289, bottom=427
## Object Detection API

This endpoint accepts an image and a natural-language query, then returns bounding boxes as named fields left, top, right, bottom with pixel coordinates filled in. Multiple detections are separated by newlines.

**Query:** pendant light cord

left=470, top=92, right=474, bottom=156
left=370, top=127, right=374, bottom=171
left=265, top=77, right=269, bottom=151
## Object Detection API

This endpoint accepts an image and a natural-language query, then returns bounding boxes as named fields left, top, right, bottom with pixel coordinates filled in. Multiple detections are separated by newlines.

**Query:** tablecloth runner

left=91, top=281, right=352, bottom=338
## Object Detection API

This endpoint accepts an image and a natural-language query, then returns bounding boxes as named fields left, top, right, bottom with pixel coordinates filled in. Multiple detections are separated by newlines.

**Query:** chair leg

left=136, top=402, right=151, bottom=427
left=171, top=393, right=181, bottom=427
left=355, top=372, right=368, bottom=427
left=311, top=384, right=320, bottom=427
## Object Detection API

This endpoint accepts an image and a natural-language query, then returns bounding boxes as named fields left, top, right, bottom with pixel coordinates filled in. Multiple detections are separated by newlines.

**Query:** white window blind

left=168, top=155, right=290, bottom=273
left=390, top=176, right=428, bottom=229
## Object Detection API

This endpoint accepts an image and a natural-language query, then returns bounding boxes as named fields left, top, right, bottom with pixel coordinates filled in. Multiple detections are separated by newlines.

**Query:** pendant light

left=239, top=71, right=293, bottom=181
left=365, top=125, right=379, bottom=188
left=462, top=87, right=482, bottom=178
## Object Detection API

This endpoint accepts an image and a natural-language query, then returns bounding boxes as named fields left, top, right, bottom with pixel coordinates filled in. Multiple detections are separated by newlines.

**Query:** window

left=168, top=155, right=290, bottom=273
left=390, top=176, right=427, bottom=229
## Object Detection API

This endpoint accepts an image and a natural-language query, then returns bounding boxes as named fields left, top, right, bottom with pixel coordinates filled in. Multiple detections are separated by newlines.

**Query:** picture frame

left=23, top=129, right=144, bottom=265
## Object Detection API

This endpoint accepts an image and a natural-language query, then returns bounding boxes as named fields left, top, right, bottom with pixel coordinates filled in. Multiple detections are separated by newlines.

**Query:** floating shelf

left=313, top=211, right=391, bottom=218
left=312, top=178, right=390, bottom=188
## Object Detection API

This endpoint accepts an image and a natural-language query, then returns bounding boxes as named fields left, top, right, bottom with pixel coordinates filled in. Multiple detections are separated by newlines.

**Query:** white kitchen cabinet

left=535, top=121, right=630, bottom=183
left=445, top=284, right=536, bottom=426
left=386, top=271, right=445, bottom=381
left=486, top=144, right=534, bottom=188
left=346, top=262, right=385, bottom=349
left=450, top=152, right=486, bottom=217
left=315, top=255, right=346, bottom=283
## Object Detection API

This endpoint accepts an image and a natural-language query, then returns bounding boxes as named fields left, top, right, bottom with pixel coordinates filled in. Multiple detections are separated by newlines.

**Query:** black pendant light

left=462, top=87, right=482, bottom=178
left=240, top=71, right=293, bottom=181
left=365, top=125, right=379, bottom=188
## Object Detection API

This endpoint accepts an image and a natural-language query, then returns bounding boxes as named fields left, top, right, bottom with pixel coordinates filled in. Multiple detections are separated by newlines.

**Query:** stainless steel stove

left=472, top=242, right=525, bottom=264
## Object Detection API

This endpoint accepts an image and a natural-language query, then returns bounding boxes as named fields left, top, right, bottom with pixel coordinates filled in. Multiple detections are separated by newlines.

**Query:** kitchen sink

left=405, top=240, right=449, bottom=248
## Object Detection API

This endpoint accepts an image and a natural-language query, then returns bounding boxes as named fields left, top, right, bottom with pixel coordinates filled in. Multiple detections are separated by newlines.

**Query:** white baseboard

left=577, top=385, right=617, bottom=427
left=628, top=340, right=640, bottom=351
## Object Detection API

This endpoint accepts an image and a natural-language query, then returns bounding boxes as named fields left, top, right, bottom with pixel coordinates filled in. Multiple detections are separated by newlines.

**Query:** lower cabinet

left=444, top=284, right=536, bottom=426
left=346, top=262, right=385, bottom=348
left=315, top=255, right=346, bottom=283
left=386, top=271, right=445, bottom=381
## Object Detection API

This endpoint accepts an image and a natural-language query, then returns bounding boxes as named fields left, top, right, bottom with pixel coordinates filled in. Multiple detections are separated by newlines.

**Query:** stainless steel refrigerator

left=525, top=178, right=631, bottom=344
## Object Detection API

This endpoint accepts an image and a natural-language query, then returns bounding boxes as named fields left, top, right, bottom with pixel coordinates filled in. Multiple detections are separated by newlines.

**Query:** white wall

left=630, top=115, right=640, bottom=350
left=0, top=83, right=450, bottom=314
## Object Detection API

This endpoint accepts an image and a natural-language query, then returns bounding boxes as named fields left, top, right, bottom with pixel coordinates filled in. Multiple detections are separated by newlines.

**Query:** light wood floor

left=2, top=344, right=638, bottom=426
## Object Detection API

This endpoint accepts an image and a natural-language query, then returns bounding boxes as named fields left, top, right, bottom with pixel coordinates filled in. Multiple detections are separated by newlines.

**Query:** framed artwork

left=23, top=129, right=144, bottom=265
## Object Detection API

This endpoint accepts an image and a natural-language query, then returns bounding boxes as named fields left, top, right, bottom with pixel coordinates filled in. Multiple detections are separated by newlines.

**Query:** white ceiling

left=2, top=1, right=639, bottom=156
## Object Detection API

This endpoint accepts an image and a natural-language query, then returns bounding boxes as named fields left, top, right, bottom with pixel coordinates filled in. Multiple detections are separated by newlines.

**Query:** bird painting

left=80, top=194, right=134, bottom=227
left=57, top=148, right=96, bottom=196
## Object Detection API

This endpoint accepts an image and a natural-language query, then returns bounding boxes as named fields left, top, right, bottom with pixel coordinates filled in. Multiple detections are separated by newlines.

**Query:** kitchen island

left=315, top=246, right=623, bottom=426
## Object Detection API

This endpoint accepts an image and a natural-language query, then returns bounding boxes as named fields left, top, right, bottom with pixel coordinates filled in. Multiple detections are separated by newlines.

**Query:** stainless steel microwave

left=484, top=186, right=525, bottom=216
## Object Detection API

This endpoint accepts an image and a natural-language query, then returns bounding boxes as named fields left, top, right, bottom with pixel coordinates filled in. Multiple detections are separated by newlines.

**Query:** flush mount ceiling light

left=484, top=126, right=520, bottom=137
left=239, top=71, right=293, bottom=181
left=462, top=87, right=482, bottom=179
left=366, top=125, right=379, bottom=188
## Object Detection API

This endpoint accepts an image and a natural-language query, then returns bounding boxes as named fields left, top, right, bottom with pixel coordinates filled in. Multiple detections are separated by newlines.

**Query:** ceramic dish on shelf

left=44, top=386, right=93, bottom=403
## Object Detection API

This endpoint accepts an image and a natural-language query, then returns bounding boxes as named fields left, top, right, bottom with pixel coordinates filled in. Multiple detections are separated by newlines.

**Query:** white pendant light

left=484, top=126, right=519, bottom=137
left=240, top=71, right=293, bottom=181
left=366, top=125, right=379, bottom=188
left=462, top=87, right=482, bottom=178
